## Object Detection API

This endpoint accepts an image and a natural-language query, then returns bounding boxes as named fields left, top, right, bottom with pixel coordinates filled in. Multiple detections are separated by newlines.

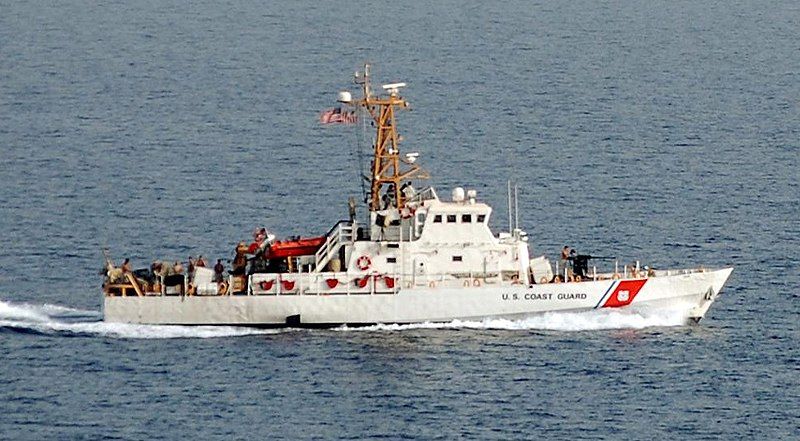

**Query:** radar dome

left=337, top=91, right=352, bottom=103
left=452, top=187, right=465, bottom=202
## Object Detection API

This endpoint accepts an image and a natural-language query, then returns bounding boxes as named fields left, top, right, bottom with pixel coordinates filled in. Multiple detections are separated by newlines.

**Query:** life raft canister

left=356, top=255, right=371, bottom=271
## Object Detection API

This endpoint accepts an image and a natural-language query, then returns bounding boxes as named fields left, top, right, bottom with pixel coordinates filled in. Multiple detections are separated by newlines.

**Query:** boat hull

left=103, top=267, right=732, bottom=326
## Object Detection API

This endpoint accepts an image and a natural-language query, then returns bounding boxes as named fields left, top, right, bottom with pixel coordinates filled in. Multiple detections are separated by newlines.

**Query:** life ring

left=463, top=279, right=470, bottom=287
left=356, top=255, right=371, bottom=271
left=473, top=279, right=481, bottom=287
left=217, top=281, right=228, bottom=295
left=428, top=281, right=436, bottom=288
left=539, top=277, right=548, bottom=284
left=405, top=281, right=413, bottom=289
left=400, top=206, right=416, bottom=219
left=612, top=273, right=621, bottom=280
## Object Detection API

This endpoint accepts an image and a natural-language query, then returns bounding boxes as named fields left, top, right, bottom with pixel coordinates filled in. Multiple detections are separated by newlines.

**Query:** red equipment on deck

left=266, top=237, right=326, bottom=258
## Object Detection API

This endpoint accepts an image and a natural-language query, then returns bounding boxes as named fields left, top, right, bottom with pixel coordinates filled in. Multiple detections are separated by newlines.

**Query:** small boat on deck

left=266, top=237, right=327, bottom=259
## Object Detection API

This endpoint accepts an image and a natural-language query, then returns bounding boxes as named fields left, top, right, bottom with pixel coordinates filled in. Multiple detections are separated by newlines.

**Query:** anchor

left=704, top=286, right=716, bottom=301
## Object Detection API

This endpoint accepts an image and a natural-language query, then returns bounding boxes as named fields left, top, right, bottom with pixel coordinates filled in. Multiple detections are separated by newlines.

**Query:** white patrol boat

left=102, top=65, right=732, bottom=327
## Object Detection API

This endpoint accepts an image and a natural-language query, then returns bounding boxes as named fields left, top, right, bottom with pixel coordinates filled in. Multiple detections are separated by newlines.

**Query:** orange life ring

left=428, top=281, right=436, bottom=288
left=463, top=279, right=470, bottom=287
left=612, top=273, right=621, bottom=280
left=539, top=277, right=548, bottom=284
left=217, top=281, right=228, bottom=295
left=356, top=255, right=371, bottom=271
left=473, top=279, right=481, bottom=287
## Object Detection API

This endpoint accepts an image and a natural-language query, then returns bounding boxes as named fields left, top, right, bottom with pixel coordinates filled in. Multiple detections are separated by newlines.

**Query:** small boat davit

left=101, top=65, right=732, bottom=327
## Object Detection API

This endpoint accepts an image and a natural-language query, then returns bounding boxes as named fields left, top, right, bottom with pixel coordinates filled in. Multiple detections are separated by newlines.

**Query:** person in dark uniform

left=213, top=259, right=225, bottom=283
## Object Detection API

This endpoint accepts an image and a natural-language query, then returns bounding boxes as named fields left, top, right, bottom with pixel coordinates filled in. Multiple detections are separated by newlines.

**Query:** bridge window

left=387, top=257, right=397, bottom=263
left=477, top=214, right=486, bottom=223
left=433, top=215, right=442, bottom=223
left=462, top=214, right=472, bottom=223
left=447, top=215, right=456, bottom=223
left=452, top=255, right=462, bottom=262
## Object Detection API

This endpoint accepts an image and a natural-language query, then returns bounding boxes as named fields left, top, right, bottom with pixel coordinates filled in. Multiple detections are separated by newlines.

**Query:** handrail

left=404, top=186, right=437, bottom=205
left=315, top=222, right=354, bottom=271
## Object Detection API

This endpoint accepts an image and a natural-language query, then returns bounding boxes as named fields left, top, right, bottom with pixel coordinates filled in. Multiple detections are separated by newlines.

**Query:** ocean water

left=1, top=0, right=798, bottom=439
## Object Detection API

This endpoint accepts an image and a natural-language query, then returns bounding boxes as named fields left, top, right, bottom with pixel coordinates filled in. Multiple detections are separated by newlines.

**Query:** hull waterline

left=104, top=267, right=732, bottom=327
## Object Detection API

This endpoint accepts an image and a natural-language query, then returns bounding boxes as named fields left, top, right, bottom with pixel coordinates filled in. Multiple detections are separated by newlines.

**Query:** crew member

left=213, top=259, right=225, bottom=283
left=348, top=197, right=357, bottom=222
left=232, top=243, right=248, bottom=275
left=560, top=246, right=570, bottom=276
left=121, top=258, right=132, bottom=274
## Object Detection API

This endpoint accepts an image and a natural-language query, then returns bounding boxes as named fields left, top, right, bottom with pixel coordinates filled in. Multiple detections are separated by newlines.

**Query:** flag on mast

left=320, top=107, right=358, bottom=124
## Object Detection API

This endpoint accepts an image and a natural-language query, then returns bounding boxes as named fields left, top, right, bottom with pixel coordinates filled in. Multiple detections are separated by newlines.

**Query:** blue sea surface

left=1, top=0, right=798, bottom=439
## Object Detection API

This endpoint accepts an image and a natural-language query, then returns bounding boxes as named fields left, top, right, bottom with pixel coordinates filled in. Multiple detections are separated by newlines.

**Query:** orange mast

left=353, top=64, right=428, bottom=211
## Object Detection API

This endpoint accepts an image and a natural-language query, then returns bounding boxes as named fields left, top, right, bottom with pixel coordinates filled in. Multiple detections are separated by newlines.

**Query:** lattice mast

left=353, top=64, right=428, bottom=211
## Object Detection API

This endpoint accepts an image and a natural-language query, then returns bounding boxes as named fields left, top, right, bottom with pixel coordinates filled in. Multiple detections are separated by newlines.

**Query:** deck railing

left=105, top=264, right=711, bottom=297
left=314, top=221, right=354, bottom=271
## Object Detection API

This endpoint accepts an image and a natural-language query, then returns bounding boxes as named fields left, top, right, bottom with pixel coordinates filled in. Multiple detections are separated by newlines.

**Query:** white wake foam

left=1, top=299, right=691, bottom=337
left=0, top=299, right=276, bottom=339
left=336, top=307, right=690, bottom=332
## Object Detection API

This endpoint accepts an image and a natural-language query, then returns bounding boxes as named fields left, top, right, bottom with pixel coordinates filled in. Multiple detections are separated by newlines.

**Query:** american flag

left=320, top=107, right=358, bottom=124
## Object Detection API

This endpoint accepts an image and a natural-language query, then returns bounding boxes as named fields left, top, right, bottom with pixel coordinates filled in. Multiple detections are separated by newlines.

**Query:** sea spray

left=2, top=298, right=691, bottom=337
left=335, top=307, right=690, bottom=332
left=0, top=299, right=278, bottom=339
